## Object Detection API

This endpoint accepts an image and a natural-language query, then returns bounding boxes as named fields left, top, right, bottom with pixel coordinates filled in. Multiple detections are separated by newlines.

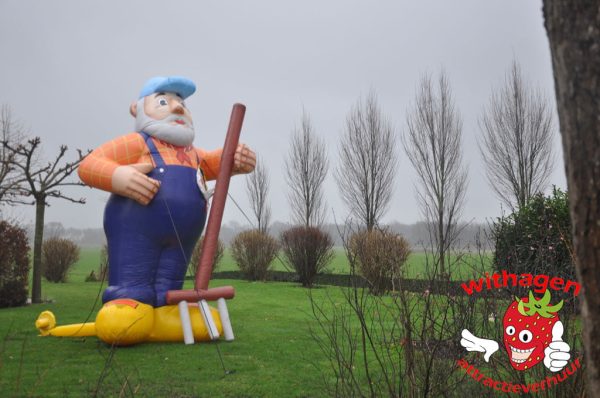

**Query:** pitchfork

left=166, top=103, right=245, bottom=344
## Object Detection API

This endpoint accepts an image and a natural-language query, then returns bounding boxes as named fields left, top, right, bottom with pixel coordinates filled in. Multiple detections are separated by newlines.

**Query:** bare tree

left=245, top=156, right=271, bottom=233
left=4, top=137, right=86, bottom=303
left=0, top=105, right=27, bottom=206
left=336, top=91, right=397, bottom=231
left=479, top=61, right=555, bottom=210
left=284, top=111, right=328, bottom=227
left=543, top=2, right=600, bottom=395
left=403, top=72, right=468, bottom=274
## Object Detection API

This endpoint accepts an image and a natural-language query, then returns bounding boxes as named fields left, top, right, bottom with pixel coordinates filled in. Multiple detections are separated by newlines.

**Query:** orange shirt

left=79, top=132, right=222, bottom=192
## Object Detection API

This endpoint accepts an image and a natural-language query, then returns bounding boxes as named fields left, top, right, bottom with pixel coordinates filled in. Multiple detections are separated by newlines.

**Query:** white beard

left=134, top=99, right=195, bottom=147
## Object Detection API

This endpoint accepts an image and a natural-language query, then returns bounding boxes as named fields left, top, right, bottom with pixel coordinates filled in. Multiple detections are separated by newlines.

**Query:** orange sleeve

left=196, top=148, right=222, bottom=181
left=78, top=133, right=147, bottom=192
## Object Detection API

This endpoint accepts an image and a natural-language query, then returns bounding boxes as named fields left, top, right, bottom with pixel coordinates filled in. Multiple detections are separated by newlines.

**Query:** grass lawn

left=1, top=277, right=343, bottom=397
left=1, top=247, right=493, bottom=397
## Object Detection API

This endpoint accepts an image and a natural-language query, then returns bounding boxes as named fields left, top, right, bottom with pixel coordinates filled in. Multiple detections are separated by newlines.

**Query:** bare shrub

left=349, top=229, right=411, bottom=294
left=189, top=235, right=225, bottom=273
left=230, top=230, right=278, bottom=281
left=42, top=237, right=79, bottom=283
left=280, top=226, right=334, bottom=287
left=0, top=220, right=30, bottom=307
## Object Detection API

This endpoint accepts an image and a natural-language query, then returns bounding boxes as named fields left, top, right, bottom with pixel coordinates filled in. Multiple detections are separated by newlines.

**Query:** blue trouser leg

left=154, top=245, right=190, bottom=307
left=103, top=221, right=162, bottom=306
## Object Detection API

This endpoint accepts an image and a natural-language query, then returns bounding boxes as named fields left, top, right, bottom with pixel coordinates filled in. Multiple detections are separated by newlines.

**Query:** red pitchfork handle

left=195, top=103, right=246, bottom=290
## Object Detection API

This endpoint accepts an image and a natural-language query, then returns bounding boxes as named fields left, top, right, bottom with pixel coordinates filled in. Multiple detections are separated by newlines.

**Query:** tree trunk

left=31, top=195, right=45, bottom=304
left=542, top=2, right=600, bottom=395
left=438, top=211, right=445, bottom=275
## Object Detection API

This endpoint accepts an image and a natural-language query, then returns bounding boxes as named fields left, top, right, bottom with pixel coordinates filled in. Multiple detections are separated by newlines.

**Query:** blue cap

left=138, top=76, right=196, bottom=99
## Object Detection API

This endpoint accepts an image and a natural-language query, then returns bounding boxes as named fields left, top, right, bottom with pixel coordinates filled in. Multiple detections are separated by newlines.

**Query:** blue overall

left=102, top=132, right=207, bottom=307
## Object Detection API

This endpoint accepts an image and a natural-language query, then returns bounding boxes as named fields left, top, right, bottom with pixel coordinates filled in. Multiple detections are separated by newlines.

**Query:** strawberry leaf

left=516, top=290, right=563, bottom=318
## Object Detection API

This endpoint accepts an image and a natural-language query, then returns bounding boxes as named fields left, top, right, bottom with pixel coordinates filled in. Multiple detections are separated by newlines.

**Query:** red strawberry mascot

left=502, top=290, right=569, bottom=371
left=460, top=289, right=571, bottom=372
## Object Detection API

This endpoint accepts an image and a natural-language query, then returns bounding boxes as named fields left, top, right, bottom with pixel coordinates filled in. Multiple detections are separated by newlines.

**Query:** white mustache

left=154, top=114, right=193, bottom=128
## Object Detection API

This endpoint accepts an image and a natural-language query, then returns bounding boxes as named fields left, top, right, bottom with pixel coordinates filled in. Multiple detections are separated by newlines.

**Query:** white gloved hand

left=544, top=321, right=571, bottom=372
left=460, top=328, right=499, bottom=362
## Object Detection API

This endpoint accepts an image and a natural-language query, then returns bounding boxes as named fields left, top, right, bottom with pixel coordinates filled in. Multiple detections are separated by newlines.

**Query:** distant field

left=75, top=247, right=492, bottom=283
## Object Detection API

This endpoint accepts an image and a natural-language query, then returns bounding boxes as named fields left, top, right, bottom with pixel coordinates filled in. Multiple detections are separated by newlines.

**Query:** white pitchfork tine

left=217, top=298, right=234, bottom=341
left=199, top=300, right=220, bottom=340
left=178, top=301, right=195, bottom=345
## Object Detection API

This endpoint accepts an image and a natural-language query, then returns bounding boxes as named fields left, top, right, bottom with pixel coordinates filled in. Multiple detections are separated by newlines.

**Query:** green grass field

left=1, top=281, right=340, bottom=397
left=44, top=246, right=493, bottom=282
left=218, top=248, right=492, bottom=281
left=1, top=248, right=492, bottom=397
left=1, top=249, right=354, bottom=397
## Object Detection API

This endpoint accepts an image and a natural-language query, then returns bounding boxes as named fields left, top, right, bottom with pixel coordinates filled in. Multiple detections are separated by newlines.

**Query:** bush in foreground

left=0, top=220, right=30, bottom=307
left=280, top=226, right=334, bottom=287
left=42, top=237, right=80, bottom=283
left=231, top=229, right=278, bottom=281
left=492, top=188, right=575, bottom=290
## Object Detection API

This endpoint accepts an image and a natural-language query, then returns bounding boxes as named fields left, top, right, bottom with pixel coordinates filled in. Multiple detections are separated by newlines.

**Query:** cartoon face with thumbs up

left=460, top=289, right=571, bottom=372
left=502, top=290, right=569, bottom=371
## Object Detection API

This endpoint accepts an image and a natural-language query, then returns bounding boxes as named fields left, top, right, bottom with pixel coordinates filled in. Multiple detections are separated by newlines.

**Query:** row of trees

left=219, top=61, right=556, bottom=298
left=240, top=61, right=555, bottom=279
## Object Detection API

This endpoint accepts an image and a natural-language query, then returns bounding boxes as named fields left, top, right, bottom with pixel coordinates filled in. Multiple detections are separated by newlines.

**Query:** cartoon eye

left=519, top=330, right=533, bottom=343
left=158, top=98, right=168, bottom=106
left=505, top=326, right=515, bottom=336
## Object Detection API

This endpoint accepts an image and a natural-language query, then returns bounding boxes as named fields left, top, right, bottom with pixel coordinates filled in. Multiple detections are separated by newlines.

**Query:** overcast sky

left=0, top=0, right=565, bottom=229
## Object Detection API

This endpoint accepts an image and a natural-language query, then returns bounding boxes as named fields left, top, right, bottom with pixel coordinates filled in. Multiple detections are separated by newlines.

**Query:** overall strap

left=138, top=131, right=166, bottom=168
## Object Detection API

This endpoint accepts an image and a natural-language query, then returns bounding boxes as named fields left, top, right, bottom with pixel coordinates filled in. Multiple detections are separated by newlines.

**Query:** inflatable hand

left=233, top=143, right=256, bottom=174
left=111, top=163, right=160, bottom=205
